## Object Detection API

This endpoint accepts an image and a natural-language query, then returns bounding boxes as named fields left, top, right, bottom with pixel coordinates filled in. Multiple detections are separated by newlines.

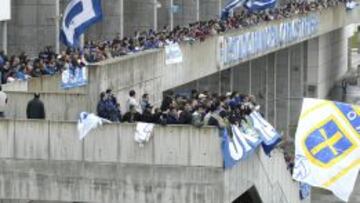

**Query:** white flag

left=135, top=122, right=155, bottom=147
left=77, top=112, right=110, bottom=140
left=293, top=98, right=360, bottom=201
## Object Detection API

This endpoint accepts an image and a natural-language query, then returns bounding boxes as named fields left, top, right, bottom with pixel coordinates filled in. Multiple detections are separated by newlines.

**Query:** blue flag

left=60, top=0, right=103, bottom=47
left=221, top=0, right=246, bottom=20
left=244, top=0, right=277, bottom=12
left=249, top=111, right=281, bottom=155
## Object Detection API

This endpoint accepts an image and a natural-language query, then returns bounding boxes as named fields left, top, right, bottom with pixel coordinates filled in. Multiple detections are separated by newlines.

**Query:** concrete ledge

left=0, top=120, right=222, bottom=167
left=4, top=92, right=88, bottom=121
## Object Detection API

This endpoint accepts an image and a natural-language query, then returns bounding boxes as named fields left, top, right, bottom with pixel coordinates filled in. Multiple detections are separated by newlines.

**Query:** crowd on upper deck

left=0, top=0, right=348, bottom=84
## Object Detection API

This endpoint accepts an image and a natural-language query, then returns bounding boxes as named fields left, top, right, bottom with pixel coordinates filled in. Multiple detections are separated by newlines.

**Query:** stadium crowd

left=0, top=0, right=348, bottom=84
left=0, top=47, right=86, bottom=84
left=96, top=89, right=260, bottom=128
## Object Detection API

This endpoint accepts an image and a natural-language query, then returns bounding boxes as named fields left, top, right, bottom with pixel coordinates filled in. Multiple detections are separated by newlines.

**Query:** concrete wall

left=0, top=120, right=222, bottom=166
left=306, top=27, right=349, bottom=99
left=0, top=119, right=299, bottom=203
left=5, top=0, right=57, bottom=56
left=4, top=92, right=88, bottom=121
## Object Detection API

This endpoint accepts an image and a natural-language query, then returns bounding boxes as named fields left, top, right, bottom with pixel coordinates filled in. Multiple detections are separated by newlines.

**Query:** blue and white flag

left=249, top=111, right=281, bottom=155
left=221, top=0, right=246, bottom=20
left=221, top=125, right=262, bottom=168
left=60, top=0, right=103, bottom=47
left=244, top=0, right=277, bottom=12
left=299, top=182, right=311, bottom=200
left=293, top=98, right=360, bottom=201
left=61, top=66, right=88, bottom=89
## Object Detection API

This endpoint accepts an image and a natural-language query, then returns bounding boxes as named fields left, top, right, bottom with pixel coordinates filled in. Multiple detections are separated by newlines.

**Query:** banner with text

left=220, top=14, right=319, bottom=65
left=221, top=112, right=281, bottom=169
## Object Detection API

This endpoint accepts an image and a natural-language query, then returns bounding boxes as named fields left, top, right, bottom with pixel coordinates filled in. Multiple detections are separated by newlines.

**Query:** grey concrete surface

left=4, top=92, right=88, bottom=121
left=0, top=119, right=300, bottom=203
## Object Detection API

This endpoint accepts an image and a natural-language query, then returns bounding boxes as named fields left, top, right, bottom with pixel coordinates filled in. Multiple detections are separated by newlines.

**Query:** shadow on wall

left=232, top=186, right=262, bottom=203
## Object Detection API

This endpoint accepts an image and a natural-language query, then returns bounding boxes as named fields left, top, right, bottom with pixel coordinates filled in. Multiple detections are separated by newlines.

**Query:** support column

left=120, top=0, right=124, bottom=38
left=2, top=21, right=7, bottom=54
left=249, top=61, right=252, bottom=94
left=275, top=48, right=290, bottom=136
left=55, top=0, right=60, bottom=53
left=153, top=0, right=158, bottom=31
left=218, top=0, right=222, bottom=17
left=169, top=0, right=174, bottom=30
left=232, top=62, right=251, bottom=95
left=196, top=0, right=200, bottom=21
left=289, top=44, right=304, bottom=137
left=267, top=53, right=276, bottom=126
left=250, top=56, right=267, bottom=115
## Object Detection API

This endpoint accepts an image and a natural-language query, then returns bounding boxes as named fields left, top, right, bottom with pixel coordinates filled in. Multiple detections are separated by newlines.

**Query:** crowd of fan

left=96, top=89, right=260, bottom=128
left=83, top=0, right=347, bottom=62
left=0, top=0, right=348, bottom=84
left=0, top=47, right=87, bottom=84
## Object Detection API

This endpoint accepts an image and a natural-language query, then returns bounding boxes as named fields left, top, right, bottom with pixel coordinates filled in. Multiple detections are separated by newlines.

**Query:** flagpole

left=55, top=0, right=60, bottom=54
left=170, top=0, right=174, bottom=30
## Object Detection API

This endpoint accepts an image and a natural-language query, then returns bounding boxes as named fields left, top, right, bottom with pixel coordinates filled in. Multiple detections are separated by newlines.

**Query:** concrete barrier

left=4, top=92, right=88, bottom=121
left=0, top=119, right=222, bottom=166
left=0, top=119, right=301, bottom=203
left=2, top=75, right=85, bottom=94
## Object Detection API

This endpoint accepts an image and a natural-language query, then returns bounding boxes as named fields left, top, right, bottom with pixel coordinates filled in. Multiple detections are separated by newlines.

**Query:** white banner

left=165, top=43, right=183, bottom=65
left=0, top=0, right=11, bottom=21
left=135, top=122, right=155, bottom=147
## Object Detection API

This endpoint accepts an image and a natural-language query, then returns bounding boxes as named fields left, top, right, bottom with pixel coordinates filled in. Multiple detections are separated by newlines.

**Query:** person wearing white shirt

left=0, top=86, right=8, bottom=118
left=126, top=90, right=142, bottom=113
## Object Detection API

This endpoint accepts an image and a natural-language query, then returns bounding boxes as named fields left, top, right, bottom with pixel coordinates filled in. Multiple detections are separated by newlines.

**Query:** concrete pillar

left=120, top=0, right=124, bottom=38
left=251, top=56, right=267, bottom=115
left=55, top=0, right=60, bottom=53
left=306, top=37, right=319, bottom=98
left=153, top=0, right=158, bottom=31
left=196, top=0, right=200, bottom=21
left=306, top=28, right=348, bottom=99
left=221, top=69, right=231, bottom=94
left=275, top=48, right=290, bottom=136
left=2, top=21, right=7, bottom=54
left=218, top=0, right=222, bottom=16
left=232, top=62, right=251, bottom=95
left=289, top=44, right=304, bottom=137
left=170, top=0, right=174, bottom=30
left=267, top=53, right=276, bottom=126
